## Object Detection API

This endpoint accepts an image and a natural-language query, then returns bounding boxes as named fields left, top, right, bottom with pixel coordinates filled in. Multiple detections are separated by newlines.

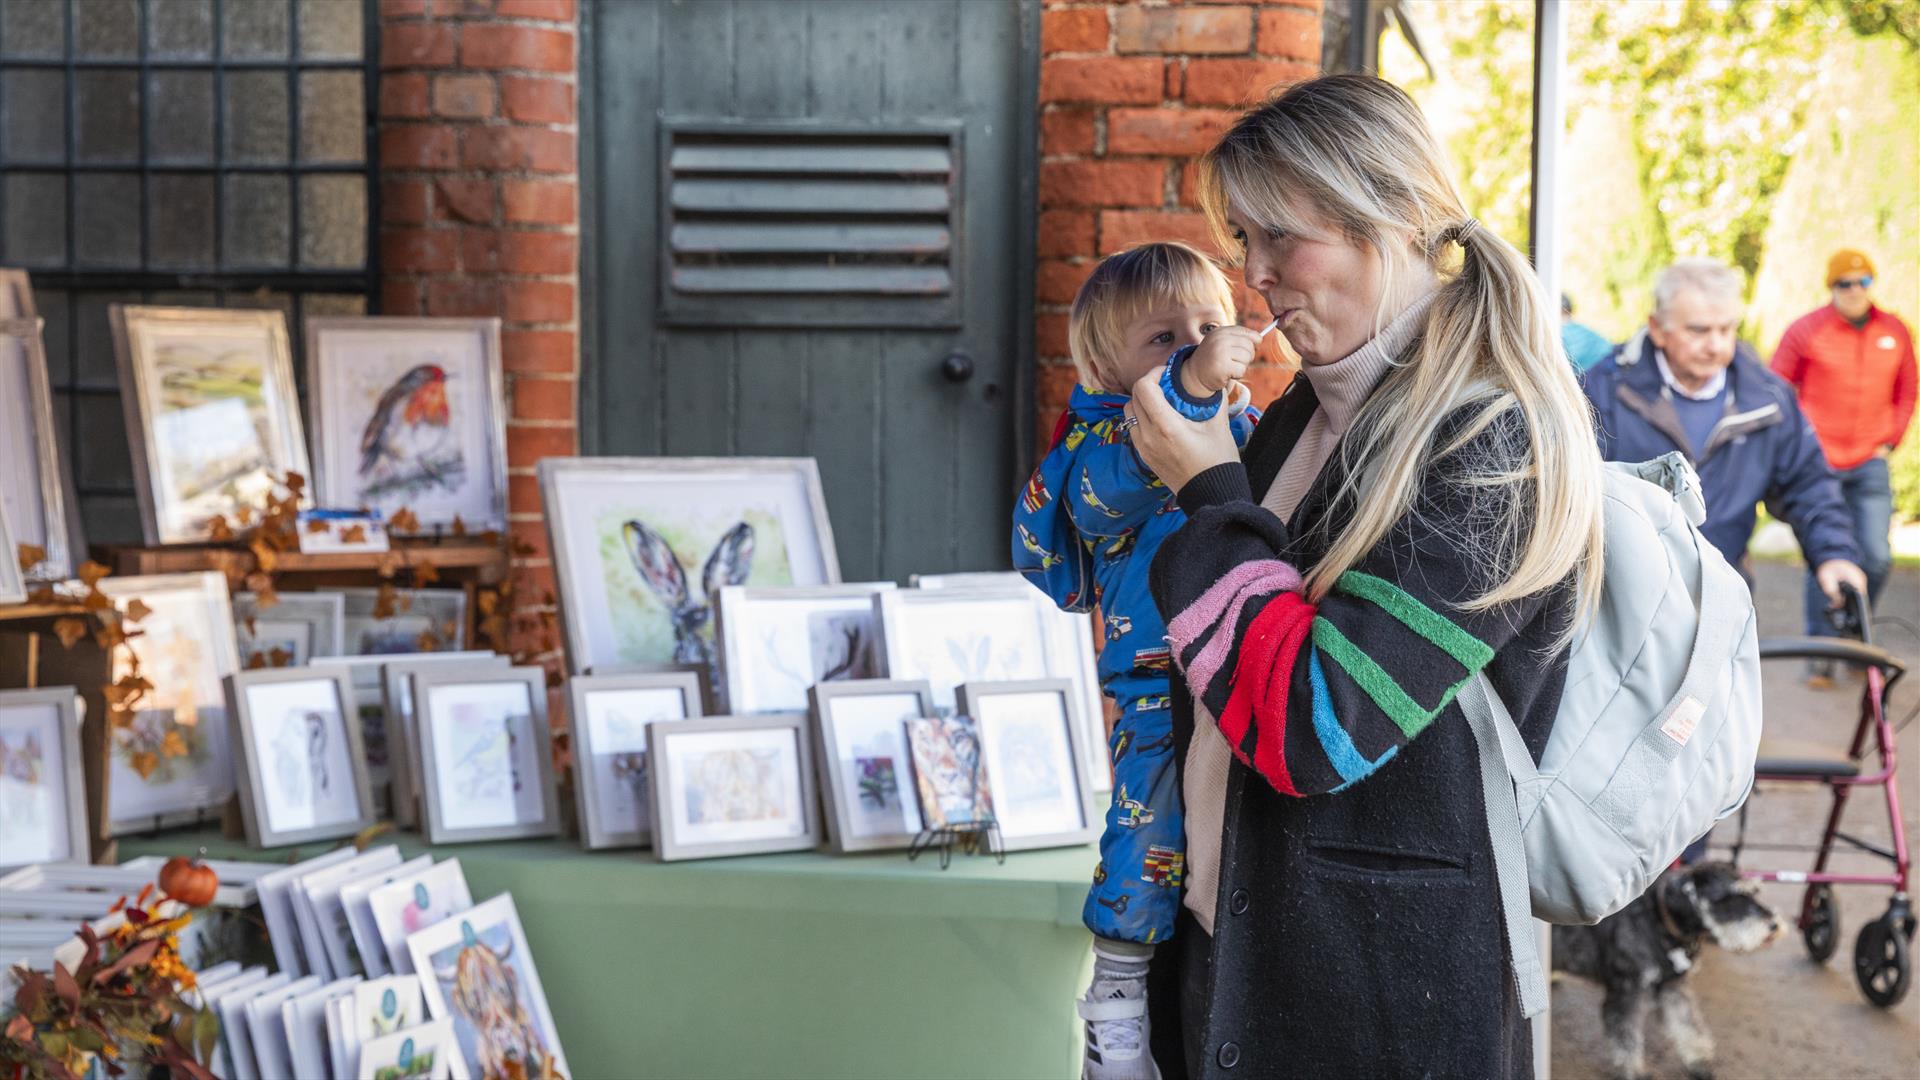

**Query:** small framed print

left=341, top=588, right=469, bottom=656
left=355, top=1017, right=472, bottom=1080
left=713, top=583, right=895, bottom=713
left=567, top=671, right=704, bottom=850
left=98, top=572, right=242, bottom=834
left=406, top=894, right=567, bottom=1080
left=648, top=713, right=819, bottom=861
left=873, top=588, right=1052, bottom=712
left=306, top=316, right=508, bottom=537
left=412, top=666, right=560, bottom=844
left=338, top=854, right=434, bottom=979
left=0, top=688, right=87, bottom=870
left=958, top=680, right=1100, bottom=852
left=365, top=858, right=473, bottom=976
left=233, top=591, right=347, bottom=667
left=904, top=715, right=992, bottom=830
left=539, top=455, right=842, bottom=676
left=913, top=572, right=1109, bottom=792
left=587, top=661, right=715, bottom=715
left=807, top=680, right=933, bottom=853
left=226, top=667, right=377, bottom=848
left=379, top=653, right=511, bottom=830
left=108, top=305, right=309, bottom=545
left=297, top=846, right=406, bottom=981
left=0, top=316, right=83, bottom=580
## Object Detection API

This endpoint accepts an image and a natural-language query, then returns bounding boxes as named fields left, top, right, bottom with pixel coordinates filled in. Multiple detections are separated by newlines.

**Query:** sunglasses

left=1833, top=277, right=1873, bottom=291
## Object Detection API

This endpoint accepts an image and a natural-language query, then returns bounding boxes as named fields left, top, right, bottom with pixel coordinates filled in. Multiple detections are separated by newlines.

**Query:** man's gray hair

left=1652, top=258, right=1745, bottom=324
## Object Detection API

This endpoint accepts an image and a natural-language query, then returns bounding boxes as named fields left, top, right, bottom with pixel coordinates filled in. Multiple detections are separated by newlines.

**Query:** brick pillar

left=1035, top=1, right=1321, bottom=454
left=375, top=0, right=578, bottom=666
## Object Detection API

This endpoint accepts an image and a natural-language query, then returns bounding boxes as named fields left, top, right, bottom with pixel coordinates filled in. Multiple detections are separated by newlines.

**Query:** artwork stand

left=907, top=819, right=1004, bottom=870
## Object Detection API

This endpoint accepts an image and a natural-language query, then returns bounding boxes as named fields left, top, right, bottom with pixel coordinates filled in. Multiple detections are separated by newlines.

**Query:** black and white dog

left=1552, top=862, right=1784, bottom=1080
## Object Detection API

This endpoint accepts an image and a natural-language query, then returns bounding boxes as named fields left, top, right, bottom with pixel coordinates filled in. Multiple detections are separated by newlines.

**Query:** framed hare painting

left=538, top=457, right=841, bottom=678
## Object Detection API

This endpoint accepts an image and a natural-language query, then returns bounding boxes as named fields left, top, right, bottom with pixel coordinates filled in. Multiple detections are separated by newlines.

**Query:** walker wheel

left=1802, top=884, right=1838, bottom=963
left=1853, top=915, right=1912, bottom=1008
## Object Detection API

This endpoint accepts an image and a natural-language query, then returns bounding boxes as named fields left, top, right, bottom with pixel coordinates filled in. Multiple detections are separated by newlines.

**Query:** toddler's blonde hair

left=1068, top=242, right=1238, bottom=394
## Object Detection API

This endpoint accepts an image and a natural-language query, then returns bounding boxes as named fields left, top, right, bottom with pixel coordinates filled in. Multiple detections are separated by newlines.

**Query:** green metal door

left=582, top=0, right=1039, bottom=583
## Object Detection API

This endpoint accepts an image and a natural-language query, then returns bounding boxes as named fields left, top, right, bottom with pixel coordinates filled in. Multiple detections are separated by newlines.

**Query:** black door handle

left=941, top=352, right=975, bottom=383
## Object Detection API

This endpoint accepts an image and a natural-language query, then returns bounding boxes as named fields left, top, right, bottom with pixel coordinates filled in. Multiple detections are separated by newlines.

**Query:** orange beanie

left=1826, top=249, right=1875, bottom=286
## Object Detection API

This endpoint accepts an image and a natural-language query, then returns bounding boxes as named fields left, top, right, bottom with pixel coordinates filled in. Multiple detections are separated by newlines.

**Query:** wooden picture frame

left=538, top=456, right=842, bottom=675
left=958, top=679, right=1101, bottom=852
left=0, top=316, right=83, bottom=580
left=339, top=587, right=469, bottom=656
left=586, top=661, right=715, bottom=714
left=108, top=305, right=309, bottom=546
left=647, top=713, right=819, bottom=861
left=233, top=591, right=347, bottom=667
left=412, top=665, right=560, bottom=844
left=97, top=572, right=242, bottom=835
left=0, top=268, right=35, bottom=318
left=872, top=588, right=1054, bottom=712
left=225, top=666, right=378, bottom=848
left=566, top=670, right=704, bottom=850
left=376, top=652, right=511, bottom=830
left=305, top=316, right=508, bottom=535
left=0, top=688, right=89, bottom=870
left=712, top=582, right=895, bottom=713
left=914, top=573, right=1110, bottom=791
left=807, top=679, right=935, bottom=854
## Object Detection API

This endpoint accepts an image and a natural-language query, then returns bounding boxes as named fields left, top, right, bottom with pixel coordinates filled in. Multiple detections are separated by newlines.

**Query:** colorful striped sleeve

left=1152, top=413, right=1556, bottom=798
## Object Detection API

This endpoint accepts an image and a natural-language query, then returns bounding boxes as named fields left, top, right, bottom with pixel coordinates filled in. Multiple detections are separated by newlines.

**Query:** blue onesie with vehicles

left=1012, top=382, right=1258, bottom=944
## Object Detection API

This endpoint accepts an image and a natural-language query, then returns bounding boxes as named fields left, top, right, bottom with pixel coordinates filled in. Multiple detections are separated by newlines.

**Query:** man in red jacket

left=1771, top=249, right=1916, bottom=687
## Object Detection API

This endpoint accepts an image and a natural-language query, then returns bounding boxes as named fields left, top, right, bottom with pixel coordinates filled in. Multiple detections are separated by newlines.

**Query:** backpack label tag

left=1661, top=696, right=1704, bottom=746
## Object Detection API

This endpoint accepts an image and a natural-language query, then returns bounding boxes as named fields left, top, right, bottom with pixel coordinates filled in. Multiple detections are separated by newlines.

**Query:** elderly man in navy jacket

left=1582, top=258, right=1867, bottom=608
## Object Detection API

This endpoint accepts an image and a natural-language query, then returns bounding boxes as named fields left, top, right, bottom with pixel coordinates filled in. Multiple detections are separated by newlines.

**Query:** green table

left=119, top=830, right=1097, bottom=1079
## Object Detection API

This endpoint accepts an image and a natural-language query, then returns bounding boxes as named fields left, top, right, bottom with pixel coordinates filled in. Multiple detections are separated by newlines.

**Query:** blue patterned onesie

left=1012, top=383, right=1258, bottom=944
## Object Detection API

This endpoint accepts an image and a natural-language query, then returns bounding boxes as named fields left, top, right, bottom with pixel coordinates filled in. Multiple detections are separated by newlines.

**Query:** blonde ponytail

left=1199, top=75, right=1604, bottom=628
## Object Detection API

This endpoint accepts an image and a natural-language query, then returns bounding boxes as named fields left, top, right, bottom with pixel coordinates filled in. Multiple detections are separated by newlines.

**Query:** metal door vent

left=660, top=124, right=961, bottom=328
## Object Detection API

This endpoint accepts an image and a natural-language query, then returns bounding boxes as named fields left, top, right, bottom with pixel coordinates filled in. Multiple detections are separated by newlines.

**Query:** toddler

left=1012, top=242, right=1261, bottom=1079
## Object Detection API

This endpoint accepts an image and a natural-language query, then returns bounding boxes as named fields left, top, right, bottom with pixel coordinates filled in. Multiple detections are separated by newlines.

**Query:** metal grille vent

left=661, top=125, right=960, bottom=327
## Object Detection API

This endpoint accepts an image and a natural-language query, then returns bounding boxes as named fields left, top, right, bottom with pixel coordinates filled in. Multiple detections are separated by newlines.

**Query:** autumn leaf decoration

left=0, top=886, right=219, bottom=1080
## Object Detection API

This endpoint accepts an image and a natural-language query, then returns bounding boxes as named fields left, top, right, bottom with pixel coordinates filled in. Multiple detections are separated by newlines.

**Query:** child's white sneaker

left=1078, top=944, right=1160, bottom=1080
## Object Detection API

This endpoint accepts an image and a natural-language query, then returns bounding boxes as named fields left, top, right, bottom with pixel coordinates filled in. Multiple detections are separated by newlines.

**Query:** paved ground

left=1550, top=559, right=1920, bottom=1079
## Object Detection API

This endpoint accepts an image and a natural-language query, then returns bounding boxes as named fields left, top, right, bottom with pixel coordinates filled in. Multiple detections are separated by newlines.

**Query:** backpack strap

left=1458, top=674, right=1550, bottom=1019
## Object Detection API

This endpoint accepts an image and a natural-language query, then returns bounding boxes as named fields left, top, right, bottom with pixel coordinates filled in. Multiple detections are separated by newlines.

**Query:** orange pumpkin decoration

left=157, top=856, right=219, bottom=907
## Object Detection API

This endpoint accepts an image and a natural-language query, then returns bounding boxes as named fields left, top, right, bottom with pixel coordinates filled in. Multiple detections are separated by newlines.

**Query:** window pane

left=225, top=173, right=291, bottom=267
left=73, top=173, right=140, bottom=267
left=297, top=0, right=361, bottom=60
left=76, top=69, right=141, bottom=164
left=2, top=173, right=67, bottom=264
left=75, top=291, right=136, bottom=388
left=75, top=392, right=133, bottom=489
left=36, top=287, right=71, bottom=384
left=299, top=70, right=364, bottom=163
left=149, top=0, right=214, bottom=59
left=299, top=173, right=363, bottom=268
left=150, top=71, right=216, bottom=163
left=75, top=0, right=138, bottom=59
left=226, top=70, right=290, bottom=163
left=223, top=0, right=290, bottom=60
left=81, top=495, right=142, bottom=545
left=2, top=69, right=67, bottom=164
left=149, top=173, right=216, bottom=268
left=1, top=1, right=66, bottom=59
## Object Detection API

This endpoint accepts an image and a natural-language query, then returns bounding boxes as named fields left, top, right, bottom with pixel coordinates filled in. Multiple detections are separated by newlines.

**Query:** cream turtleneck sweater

left=1181, top=289, right=1439, bottom=933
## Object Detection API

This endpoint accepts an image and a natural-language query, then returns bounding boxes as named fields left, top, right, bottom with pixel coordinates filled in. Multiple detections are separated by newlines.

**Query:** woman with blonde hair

left=1120, top=73, right=1603, bottom=1077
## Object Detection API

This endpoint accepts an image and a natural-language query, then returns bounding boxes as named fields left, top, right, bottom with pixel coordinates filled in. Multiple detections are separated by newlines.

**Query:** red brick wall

left=1035, top=0, right=1321, bottom=453
left=374, top=0, right=577, bottom=663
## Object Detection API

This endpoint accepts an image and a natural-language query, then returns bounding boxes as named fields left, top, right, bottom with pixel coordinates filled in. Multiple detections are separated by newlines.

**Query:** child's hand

left=1181, top=325, right=1260, bottom=398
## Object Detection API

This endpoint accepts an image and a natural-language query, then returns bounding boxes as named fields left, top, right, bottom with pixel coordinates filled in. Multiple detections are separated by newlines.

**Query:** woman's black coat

left=1144, top=379, right=1575, bottom=1079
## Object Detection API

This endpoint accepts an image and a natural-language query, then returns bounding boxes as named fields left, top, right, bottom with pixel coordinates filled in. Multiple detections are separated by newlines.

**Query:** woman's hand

left=1126, top=367, right=1240, bottom=493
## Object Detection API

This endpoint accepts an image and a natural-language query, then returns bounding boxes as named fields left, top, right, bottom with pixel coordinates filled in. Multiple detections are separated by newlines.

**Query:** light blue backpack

left=1460, top=452, right=1763, bottom=1017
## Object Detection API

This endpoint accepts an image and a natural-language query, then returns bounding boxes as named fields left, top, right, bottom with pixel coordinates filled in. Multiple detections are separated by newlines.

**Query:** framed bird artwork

left=305, top=316, right=508, bottom=535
